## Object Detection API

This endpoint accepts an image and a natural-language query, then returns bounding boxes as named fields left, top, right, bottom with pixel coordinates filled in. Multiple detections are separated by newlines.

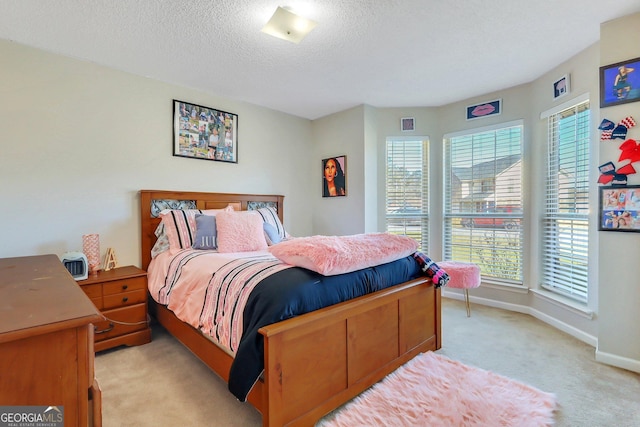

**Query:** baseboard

left=442, top=290, right=529, bottom=314
left=442, top=292, right=597, bottom=347
left=595, top=348, right=640, bottom=374
left=528, top=307, right=597, bottom=347
left=442, top=292, right=640, bottom=373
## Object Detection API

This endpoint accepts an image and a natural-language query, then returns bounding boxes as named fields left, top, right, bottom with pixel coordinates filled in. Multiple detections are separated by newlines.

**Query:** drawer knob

left=122, top=296, right=129, bottom=303
left=122, top=285, right=128, bottom=290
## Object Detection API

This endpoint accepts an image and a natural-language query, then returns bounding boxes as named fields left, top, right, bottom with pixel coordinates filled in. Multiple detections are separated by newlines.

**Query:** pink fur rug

left=318, top=352, right=557, bottom=427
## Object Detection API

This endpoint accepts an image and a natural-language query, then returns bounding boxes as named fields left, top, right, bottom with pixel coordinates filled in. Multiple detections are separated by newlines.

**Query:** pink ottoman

left=438, top=261, right=481, bottom=317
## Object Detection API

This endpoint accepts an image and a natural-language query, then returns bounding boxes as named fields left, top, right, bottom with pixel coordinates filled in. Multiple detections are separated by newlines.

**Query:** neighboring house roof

left=461, top=191, right=495, bottom=202
left=452, top=154, right=521, bottom=181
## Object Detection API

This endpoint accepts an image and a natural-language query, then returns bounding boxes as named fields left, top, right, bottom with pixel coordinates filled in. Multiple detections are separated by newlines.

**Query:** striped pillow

left=254, top=207, right=288, bottom=245
left=160, top=206, right=233, bottom=253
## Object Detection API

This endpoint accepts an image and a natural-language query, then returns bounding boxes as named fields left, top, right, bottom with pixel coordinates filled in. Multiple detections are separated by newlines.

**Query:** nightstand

left=78, top=265, right=152, bottom=352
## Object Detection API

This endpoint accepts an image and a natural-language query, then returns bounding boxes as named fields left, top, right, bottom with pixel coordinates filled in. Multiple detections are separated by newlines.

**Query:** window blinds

left=443, top=124, right=524, bottom=283
left=385, top=139, right=429, bottom=251
left=542, top=101, right=590, bottom=302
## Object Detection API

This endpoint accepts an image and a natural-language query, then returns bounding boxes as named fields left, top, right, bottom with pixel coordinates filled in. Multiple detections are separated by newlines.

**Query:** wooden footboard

left=150, top=277, right=440, bottom=427
left=260, top=277, right=440, bottom=426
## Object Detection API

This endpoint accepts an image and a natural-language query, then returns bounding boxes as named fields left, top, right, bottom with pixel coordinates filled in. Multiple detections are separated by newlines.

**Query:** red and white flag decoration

left=600, top=116, right=636, bottom=141
left=598, top=117, right=638, bottom=185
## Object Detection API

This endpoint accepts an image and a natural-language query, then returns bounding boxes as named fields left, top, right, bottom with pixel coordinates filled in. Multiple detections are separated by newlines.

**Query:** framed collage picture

left=173, top=100, right=238, bottom=163
left=599, top=185, right=640, bottom=232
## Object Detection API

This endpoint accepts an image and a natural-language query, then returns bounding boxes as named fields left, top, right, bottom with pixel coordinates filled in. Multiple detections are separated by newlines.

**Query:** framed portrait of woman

left=322, top=156, right=347, bottom=197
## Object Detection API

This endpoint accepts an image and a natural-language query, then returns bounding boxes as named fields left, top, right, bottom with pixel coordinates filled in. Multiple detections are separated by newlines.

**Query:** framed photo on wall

left=599, top=185, right=640, bottom=232
left=553, top=74, right=570, bottom=100
left=401, top=117, right=415, bottom=131
left=322, top=156, right=347, bottom=197
left=466, top=99, right=502, bottom=120
left=173, top=99, right=238, bottom=163
left=599, top=57, right=640, bottom=108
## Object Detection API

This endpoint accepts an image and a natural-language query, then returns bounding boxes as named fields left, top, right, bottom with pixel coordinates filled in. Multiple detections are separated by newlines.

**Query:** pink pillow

left=216, top=211, right=268, bottom=253
left=160, top=206, right=233, bottom=253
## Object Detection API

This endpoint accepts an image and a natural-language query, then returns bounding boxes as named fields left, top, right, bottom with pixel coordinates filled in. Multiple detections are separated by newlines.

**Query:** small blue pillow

left=192, top=214, right=218, bottom=250
left=263, top=222, right=282, bottom=245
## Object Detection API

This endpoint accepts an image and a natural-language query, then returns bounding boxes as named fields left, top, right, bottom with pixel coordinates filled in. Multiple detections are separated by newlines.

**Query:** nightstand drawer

left=82, top=283, right=102, bottom=299
left=94, top=304, right=148, bottom=342
left=103, top=288, right=146, bottom=310
left=78, top=265, right=151, bottom=351
left=89, top=297, right=104, bottom=310
left=81, top=284, right=104, bottom=310
left=103, top=277, right=146, bottom=296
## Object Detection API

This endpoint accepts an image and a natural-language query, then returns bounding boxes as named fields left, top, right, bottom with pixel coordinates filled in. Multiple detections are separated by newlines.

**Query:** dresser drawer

left=94, top=303, right=148, bottom=342
left=103, top=288, right=146, bottom=310
left=103, top=277, right=146, bottom=296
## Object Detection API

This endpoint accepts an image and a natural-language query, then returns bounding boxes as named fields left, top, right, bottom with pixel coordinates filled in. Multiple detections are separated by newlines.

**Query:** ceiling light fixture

left=261, top=6, right=317, bottom=44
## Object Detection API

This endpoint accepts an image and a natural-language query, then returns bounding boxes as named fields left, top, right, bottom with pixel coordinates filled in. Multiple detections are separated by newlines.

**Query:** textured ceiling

left=2, top=0, right=640, bottom=120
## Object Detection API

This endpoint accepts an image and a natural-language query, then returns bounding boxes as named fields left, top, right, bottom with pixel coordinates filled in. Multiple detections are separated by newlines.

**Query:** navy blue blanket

left=228, top=255, right=426, bottom=401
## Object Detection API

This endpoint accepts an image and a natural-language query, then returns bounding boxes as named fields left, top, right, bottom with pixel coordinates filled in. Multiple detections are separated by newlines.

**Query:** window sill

left=530, top=288, right=594, bottom=320
left=480, top=279, right=529, bottom=294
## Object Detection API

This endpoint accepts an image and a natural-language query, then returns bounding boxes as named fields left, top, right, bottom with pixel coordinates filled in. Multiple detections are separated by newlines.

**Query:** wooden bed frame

left=140, top=189, right=441, bottom=427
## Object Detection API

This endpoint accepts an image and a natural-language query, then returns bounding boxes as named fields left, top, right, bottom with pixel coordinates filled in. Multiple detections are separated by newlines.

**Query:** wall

left=597, top=12, right=640, bottom=372
left=365, top=19, right=639, bottom=371
left=0, top=40, right=314, bottom=267
left=363, top=105, right=378, bottom=233
left=311, top=106, right=367, bottom=236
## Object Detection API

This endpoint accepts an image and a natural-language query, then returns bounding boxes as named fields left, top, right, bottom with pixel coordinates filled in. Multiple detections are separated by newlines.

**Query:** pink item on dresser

left=82, top=233, right=100, bottom=274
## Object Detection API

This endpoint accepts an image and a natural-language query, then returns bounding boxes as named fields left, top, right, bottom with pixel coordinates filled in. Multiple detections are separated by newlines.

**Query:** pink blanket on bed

left=268, top=233, right=418, bottom=276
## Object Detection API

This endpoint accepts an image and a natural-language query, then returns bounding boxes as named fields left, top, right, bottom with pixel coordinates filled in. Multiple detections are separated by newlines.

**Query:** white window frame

left=385, top=137, right=429, bottom=252
left=443, top=120, right=524, bottom=285
left=540, top=95, right=590, bottom=303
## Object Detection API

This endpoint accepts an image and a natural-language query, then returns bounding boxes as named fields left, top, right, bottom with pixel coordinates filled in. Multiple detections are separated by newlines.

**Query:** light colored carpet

left=95, top=299, right=640, bottom=426
left=317, top=351, right=556, bottom=426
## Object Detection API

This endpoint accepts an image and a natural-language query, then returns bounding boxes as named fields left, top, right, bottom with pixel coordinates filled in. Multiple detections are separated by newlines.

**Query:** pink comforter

left=148, top=249, right=289, bottom=355
left=268, top=233, right=418, bottom=276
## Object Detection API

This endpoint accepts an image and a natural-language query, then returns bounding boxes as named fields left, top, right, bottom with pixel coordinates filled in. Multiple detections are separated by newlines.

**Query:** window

left=385, top=138, right=429, bottom=251
left=443, top=122, right=524, bottom=284
left=542, top=100, right=590, bottom=302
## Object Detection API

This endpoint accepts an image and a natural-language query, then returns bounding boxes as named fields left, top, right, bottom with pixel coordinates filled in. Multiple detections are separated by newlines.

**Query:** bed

left=140, top=189, right=442, bottom=427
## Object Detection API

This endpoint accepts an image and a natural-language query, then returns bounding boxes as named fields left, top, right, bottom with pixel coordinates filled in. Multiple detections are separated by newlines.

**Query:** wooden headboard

left=139, top=190, right=284, bottom=270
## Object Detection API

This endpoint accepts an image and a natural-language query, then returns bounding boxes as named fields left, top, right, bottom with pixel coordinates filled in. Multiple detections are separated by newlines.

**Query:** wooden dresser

left=78, top=265, right=151, bottom=352
left=0, top=254, right=103, bottom=426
